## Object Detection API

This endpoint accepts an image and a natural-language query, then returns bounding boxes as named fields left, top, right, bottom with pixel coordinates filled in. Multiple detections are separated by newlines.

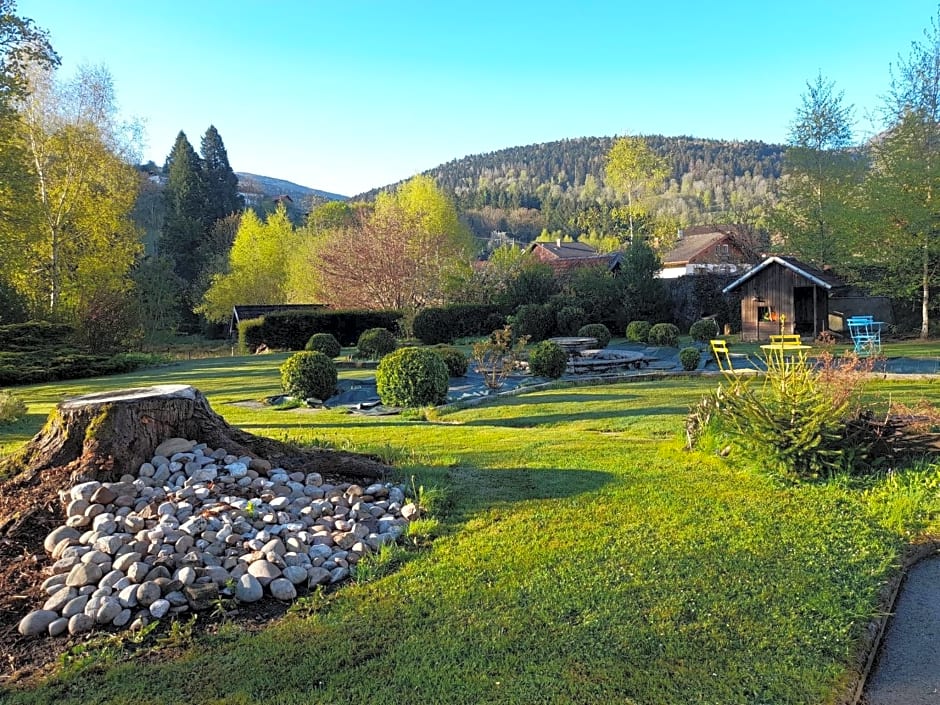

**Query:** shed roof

left=721, top=256, right=845, bottom=294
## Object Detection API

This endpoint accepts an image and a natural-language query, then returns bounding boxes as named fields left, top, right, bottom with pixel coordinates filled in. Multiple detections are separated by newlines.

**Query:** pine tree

left=161, top=131, right=207, bottom=285
left=201, top=125, right=243, bottom=224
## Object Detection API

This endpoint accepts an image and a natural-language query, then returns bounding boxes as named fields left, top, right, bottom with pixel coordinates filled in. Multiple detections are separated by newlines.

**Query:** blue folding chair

left=846, top=316, right=881, bottom=356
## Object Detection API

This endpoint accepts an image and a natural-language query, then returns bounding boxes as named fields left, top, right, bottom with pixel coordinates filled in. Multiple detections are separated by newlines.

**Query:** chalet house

left=526, top=240, right=622, bottom=276
left=658, top=225, right=761, bottom=279
left=722, top=256, right=845, bottom=341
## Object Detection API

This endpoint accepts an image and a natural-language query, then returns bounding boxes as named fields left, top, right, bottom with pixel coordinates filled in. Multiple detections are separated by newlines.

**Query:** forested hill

left=356, top=135, right=786, bottom=244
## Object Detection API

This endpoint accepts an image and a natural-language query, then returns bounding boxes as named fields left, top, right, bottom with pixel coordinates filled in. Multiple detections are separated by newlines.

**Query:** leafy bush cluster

left=689, top=318, right=720, bottom=343
left=648, top=323, right=680, bottom=347
left=376, top=347, right=449, bottom=407
left=279, top=351, right=338, bottom=401
left=511, top=303, right=554, bottom=342
left=554, top=306, right=586, bottom=336
left=305, top=333, right=342, bottom=358
left=0, top=390, right=27, bottom=424
left=528, top=340, right=568, bottom=378
left=625, top=320, right=651, bottom=343
left=247, top=309, right=402, bottom=350
left=578, top=323, right=611, bottom=348
left=434, top=346, right=468, bottom=377
left=356, top=328, right=397, bottom=360
left=679, top=347, right=701, bottom=371
left=238, top=317, right=265, bottom=353
left=413, top=304, right=506, bottom=345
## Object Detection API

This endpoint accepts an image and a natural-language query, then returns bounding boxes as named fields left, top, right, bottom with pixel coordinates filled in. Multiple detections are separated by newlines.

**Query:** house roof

left=721, top=256, right=845, bottom=294
left=528, top=240, right=600, bottom=259
left=661, top=225, right=758, bottom=267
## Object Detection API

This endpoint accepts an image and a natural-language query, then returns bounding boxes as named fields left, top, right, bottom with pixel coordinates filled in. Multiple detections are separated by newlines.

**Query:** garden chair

left=709, top=339, right=747, bottom=373
left=846, top=316, right=881, bottom=356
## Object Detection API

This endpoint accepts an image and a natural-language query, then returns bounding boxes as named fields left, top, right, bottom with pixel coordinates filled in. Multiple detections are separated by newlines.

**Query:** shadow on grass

left=460, top=405, right=687, bottom=428
left=446, top=465, right=612, bottom=513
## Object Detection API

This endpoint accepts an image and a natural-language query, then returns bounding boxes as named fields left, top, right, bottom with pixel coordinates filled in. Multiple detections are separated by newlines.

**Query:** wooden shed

left=722, top=256, right=844, bottom=341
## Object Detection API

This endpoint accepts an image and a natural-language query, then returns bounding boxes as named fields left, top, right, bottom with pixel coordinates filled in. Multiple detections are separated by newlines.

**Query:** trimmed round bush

left=626, top=320, right=651, bottom=343
left=648, top=323, right=680, bottom=347
left=279, top=351, right=338, bottom=401
left=689, top=318, right=720, bottom=344
left=357, top=327, right=397, bottom=359
left=512, top=303, right=554, bottom=341
left=305, top=332, right=342, bottom=358
left=376, top=347, right=449, bottom=407
left=555, top=306, right=586, bottom=336
left=434, top=346, right=468, bottom=377
left=528, top=340, right=568, bottom=379
left=679, top=346, right=701, bottom=371
left=578, top=323, right=611, bottom=348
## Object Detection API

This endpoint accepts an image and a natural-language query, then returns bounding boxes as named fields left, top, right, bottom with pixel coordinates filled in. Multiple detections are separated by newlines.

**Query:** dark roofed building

left=526, top=239, right=621, bottom=275
left=659, top=224, right=761, bottom=279
left=722, top=256, right=845, bottom=341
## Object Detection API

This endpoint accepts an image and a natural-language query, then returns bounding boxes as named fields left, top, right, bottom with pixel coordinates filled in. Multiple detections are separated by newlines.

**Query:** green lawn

left=2, top=357, right=940, bottom=704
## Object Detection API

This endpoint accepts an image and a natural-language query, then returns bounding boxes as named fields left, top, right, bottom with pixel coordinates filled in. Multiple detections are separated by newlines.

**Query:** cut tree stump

left=1, top=384, right=390, bottom=486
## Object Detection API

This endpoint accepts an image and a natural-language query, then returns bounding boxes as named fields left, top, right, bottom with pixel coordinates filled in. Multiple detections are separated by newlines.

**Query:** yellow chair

left=769, top=334, right=803, bottom=347
left=710, top=339, right=732, bottom=372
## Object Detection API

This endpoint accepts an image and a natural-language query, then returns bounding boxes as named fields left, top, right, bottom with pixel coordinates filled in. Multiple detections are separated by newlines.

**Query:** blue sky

left=19, top=0, right=940, bottom=196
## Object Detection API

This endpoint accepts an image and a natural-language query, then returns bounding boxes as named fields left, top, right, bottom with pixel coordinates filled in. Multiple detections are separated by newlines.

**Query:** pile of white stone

left=17, top=437, right=417, bottom=638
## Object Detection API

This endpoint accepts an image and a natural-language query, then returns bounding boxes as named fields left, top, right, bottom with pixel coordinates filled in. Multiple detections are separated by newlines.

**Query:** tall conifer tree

left=161, top=131, right=207, bottom=285
left=201, top=125, right=243, bottom=224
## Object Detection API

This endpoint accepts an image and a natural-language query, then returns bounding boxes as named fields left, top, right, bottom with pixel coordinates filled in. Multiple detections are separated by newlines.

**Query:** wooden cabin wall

left=737, top=265, right=828, bottom=341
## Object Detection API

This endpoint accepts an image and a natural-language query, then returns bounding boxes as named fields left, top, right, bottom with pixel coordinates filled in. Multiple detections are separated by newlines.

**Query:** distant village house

left=658, top=225, right=761, bottom=279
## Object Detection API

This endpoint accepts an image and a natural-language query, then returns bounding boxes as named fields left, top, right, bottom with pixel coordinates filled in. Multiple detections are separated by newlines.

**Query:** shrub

left=413, top=304, right=505, bottom=345
left=679, top=347, right=701, bottom=371
left=279, top=351, right=338, bottom=401
left=625, top=320, right=651, bottom=343
left=528, top=340, right=568, bottom=378
left=238, top=317, right=265, bottom=353
left=555, top=306, right=586, bottom=336
left=578, top=323, right=611, bottom=348
left=0, top=390, right=27, bottom=424
left=434, top=346, right=468, bottom=377
left=472, top=326, right=530, bottom=391
left=357, top=328, right=397, bottom=360
left=512, top=303, right=554, bottom=342
left=0, top=321, right=75, bottom=351
left=305, top=333, right=342, bottom=358
left=376, top=347, right=449, bottom=407
left=689, top=318, right=720, bottom=344
left=648, top=323, right=680, bottom=347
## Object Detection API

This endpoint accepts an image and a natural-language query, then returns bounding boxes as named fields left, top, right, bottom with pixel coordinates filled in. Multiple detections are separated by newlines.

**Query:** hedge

left=0, top=321, right=75, bottom=352
left=413, top=304, right=507, bottom=345
left=249, top=309, right=402, bottom=350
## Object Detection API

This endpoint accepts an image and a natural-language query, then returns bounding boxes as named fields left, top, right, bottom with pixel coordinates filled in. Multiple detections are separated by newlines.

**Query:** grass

left=2, top=358, right=940, bottom=703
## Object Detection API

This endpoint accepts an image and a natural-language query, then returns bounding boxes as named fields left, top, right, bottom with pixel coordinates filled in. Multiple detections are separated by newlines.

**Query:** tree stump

left=2, top=384, right=390, bottom=485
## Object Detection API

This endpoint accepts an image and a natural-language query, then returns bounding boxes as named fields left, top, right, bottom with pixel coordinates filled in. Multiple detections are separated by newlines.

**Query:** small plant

left=679, top=347, right=701, bottom=371
left=409, top=475, right=445, bottom=516
left=555, top=305, right=586, bottom=336
left=472, top=325, right=529, bottom=391
left=352, top=543, right=407, bottom=584
left=434, top=346, right=468, bottom=377
left=689, top=318, right=720, bottom=343
left=405, top=517, right=441, bottom=546
left=528, top=340, right=568, bottom=378
left=648, top=323, right=680, bottom=347
left=626, top=320, right=651, bottom=343
left=305, top=332, right=342, bottom=358
left=376, top=347, right=449, bottom=407
left=279, top=351, right=338, bottom=401
left=357, top=327, right=397, bottom=360
left=578, top=323, right=611, bottom=348
left=0, top=389, right=27, bottom=424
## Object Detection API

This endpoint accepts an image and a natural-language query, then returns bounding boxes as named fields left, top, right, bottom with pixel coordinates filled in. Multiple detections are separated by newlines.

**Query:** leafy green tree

left=161, top=130, right=207, bottom=285
left=605, top=136, right=669, bottom=240
left=862, top=10, right=940, bottom=338
left=775, top=74, right=861, bottom=265
left=13, top=63, right=140, bottom=318
left=197, top=205, right=296, bottom=322
left=200, top=124, right=243, bottom=224
left=131, top=255, right=184, bottom=339
left=619, top=239, right=668, bottom=322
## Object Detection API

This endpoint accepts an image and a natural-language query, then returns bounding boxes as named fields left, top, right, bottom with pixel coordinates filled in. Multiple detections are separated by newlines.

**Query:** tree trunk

left=2, top=384, right=390, bottom=485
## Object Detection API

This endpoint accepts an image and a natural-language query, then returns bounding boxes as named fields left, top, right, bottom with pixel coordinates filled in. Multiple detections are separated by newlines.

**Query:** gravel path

left=863, top=555, right=940, bottom=704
